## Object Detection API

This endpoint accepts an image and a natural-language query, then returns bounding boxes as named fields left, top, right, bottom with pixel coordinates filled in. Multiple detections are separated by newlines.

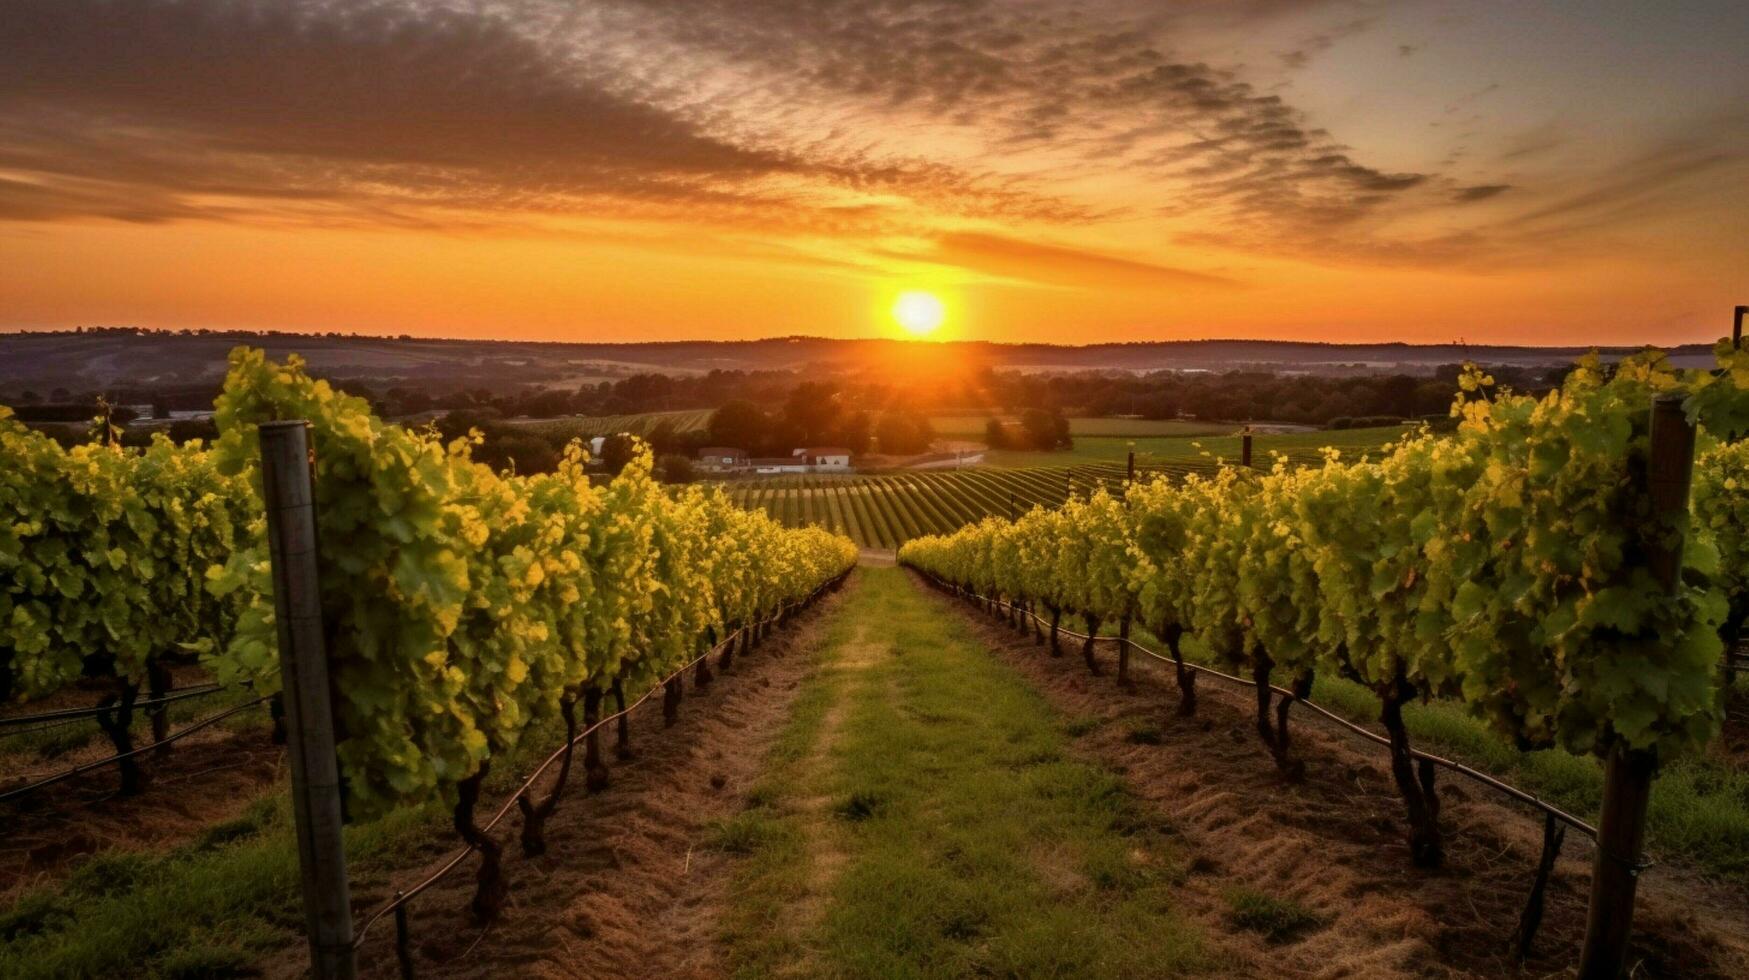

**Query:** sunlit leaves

left=904, top=345, right=1749, bottom=766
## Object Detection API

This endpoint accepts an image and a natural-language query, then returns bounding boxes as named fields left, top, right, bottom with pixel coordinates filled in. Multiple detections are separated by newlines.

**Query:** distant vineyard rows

left=724, top=432, right=1404, bottom=548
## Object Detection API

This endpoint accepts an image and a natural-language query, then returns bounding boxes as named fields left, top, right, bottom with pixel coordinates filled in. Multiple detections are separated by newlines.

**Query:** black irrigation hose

left=0, top=682, right=227, bottom=729
left=936, top=577, right=1603, bottom=842
left=352, top=571, right=849, bottom=950
left=0, top=694, right=273, bottom=804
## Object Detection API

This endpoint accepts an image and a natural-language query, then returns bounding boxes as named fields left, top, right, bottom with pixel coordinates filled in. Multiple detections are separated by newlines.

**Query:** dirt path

left=339, top=579, right=856, bottom=979
left=919, top=573, right=1749, bottom=979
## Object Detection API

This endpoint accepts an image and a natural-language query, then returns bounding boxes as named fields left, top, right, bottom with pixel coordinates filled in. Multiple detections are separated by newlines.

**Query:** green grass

left=717, top=567, right=1206, bottom=978
left=983, top=425, right=1411, bottom=468
left=930, top=415, right=1237, bottom=440
left=504, top=408, right=712, bottom=439
left=0, top=793, right=432, bottom=979
left=1222, top=887, right=1321, bottom=942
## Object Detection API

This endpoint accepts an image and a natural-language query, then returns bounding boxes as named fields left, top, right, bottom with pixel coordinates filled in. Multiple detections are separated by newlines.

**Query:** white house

left=696, top=447, right=750, bottom=472
left=751, top=456, right=810, bottom=475
left=798, top=447, right=852, bottom=472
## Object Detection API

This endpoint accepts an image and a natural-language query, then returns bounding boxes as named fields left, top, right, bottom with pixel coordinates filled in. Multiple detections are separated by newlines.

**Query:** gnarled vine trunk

left=1163, top=623, right=1194, bottom=716
left=455, top=766, right=507, bottom=921
left=612, top=674, right=635, bottom=761
left=516, top=694, right=577, bottom=856
left=1379, top=676, right=1441, bottom=867
left=663, top=674, right=683, bottom=727
left=146, top=658, right=173, bottom=754
left=95, top=677, right=143, bottom=795
left=1081, top=615, right=1103, bottom=675
left=583, top=686, right=610, bottom=792
left=1048, top=606, right=1063, bottom=656
left=1115, top=615, right=1133, bottom=687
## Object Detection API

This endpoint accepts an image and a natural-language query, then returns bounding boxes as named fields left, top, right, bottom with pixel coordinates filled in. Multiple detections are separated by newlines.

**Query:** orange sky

left=2, top=1, right=1745, bottom=347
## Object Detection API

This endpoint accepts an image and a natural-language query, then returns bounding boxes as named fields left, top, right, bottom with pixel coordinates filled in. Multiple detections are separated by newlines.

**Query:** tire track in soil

left=916, top=573, right=1749, bottom=980
left=337, top=580, right=856, bottom=979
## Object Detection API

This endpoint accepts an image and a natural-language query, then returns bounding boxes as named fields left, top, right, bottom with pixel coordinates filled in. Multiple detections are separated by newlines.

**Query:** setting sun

left=892, top=291, right=946, bottom=337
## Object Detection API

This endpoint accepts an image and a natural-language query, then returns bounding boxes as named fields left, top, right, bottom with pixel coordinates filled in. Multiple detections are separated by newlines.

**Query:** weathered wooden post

left=1126, top=448, right=1135, bottom=483
left=260, top=420, right=356, bottom=980
left=1577, top=393, right=1694, bottom=979
left=1240, top=431, right=1253, bottom=469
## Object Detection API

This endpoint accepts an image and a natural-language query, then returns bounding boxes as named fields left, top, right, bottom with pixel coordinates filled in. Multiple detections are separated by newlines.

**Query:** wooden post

left=1241, top=431, right=1253, bottom=468
left=1734, top=304, right=1745, bottom=349
left=260, top=421, right=356, bottom=980
left=1126, top=450, right=1135, bottom=483
left=1577, top=393, right=1694, bottom=979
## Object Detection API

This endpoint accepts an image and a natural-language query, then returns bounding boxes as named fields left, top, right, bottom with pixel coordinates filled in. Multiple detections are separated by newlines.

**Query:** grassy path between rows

left=715, top=567, right=1207, bottom=978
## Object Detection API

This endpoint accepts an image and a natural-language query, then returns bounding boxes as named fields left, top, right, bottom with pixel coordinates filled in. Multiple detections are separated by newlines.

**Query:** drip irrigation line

left=352, top=572, right=847, bottom=949
left=0, top=694, right=273, bottom=804
left=937, top=578, right=1602, bottom=842
left=0, top=683, right=228, bottom=728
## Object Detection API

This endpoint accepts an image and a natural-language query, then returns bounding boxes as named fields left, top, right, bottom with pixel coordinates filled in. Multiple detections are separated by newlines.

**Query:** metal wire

left=937, top=578, right=1601, bottom=841
left=0, top=682, right=227, bottom=729
left=0, top=694, right=273, bottom=804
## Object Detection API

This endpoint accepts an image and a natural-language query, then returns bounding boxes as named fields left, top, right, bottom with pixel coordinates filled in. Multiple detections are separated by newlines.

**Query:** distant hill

left=0, top=328, right=1718, bottom=392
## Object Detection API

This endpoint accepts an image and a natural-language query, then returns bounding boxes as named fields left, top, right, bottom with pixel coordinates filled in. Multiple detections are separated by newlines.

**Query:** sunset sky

left=1, top=0, right=1745, bottom=345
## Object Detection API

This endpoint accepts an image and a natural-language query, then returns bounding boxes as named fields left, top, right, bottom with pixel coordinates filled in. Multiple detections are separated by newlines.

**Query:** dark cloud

left=1452, top=184, right=1510, bottom=203
left=881, top=231, right=1236, bottom=289
left=0, top=0, right=1089, bottom=229
left=18, top=0, right=1689, bottom=278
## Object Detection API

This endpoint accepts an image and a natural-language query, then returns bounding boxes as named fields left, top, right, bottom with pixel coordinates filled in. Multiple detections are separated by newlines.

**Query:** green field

left=981, top=425, right=1412, bottom=468
left=930, top=415, right=1238, bottom=440
left=506, top=408, right=712, bottom=440
left=726, top=425, right=1413, bottom=548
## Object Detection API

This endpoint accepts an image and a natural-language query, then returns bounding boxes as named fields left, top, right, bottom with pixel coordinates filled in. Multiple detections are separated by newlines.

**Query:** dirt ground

left=322, top=580, right=854, bottom=979
left=0, top=686, right=283, bottom=901
left=923, top=576, right=1749, bottom=980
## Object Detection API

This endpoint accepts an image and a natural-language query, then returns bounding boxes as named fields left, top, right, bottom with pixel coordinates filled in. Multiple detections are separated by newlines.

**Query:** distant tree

left=1019, top=408, right=1070, bottom=451
left=875, top=411, right=934, bottom=455
left=784, top=381, right=842, bottom=445
left=657, top=453, right=697, bottom=484
left=477, top=431, right=560, bottom=474
left=834, top=410, right=873, bottom=454
left=983, top=418, right=1011, bottom=449
left=435, top=408, right=502, bottom=444
left=168, top=419, right=219, bottom=444
left=707, top=399, right=768, bottom=451
left=600, top=433, right=639, bottom=476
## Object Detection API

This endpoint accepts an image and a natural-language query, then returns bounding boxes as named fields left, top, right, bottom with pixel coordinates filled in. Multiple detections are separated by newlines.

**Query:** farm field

left=980, top=423, right=1412, bottom=467
left=727, top=425, right=1413, bottom=548
left=930, top=414, right=1239, bottom=439
left=505, top=407, right=713, bottom=439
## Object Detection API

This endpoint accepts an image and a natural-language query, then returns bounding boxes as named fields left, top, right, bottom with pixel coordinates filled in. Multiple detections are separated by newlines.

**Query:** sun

left=892, top=291, right=945, bottom=337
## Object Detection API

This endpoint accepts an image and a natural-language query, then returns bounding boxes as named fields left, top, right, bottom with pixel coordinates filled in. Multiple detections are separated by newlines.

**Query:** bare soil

left=328, top=580, right=853, bottom=979
left=923, top=575, right=1749, bottom=979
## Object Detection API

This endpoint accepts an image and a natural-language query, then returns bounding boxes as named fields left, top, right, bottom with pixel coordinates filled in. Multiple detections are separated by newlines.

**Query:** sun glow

left=892, top=290, right=946, bottom=337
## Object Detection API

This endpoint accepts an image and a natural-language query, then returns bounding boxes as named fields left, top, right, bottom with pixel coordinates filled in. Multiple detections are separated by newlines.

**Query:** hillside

left=0, top=329, right=1720, bottom=392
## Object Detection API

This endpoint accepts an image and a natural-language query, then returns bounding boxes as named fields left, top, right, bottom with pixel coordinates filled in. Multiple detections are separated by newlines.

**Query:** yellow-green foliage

left=904, top=349, right=1749, bottom=765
